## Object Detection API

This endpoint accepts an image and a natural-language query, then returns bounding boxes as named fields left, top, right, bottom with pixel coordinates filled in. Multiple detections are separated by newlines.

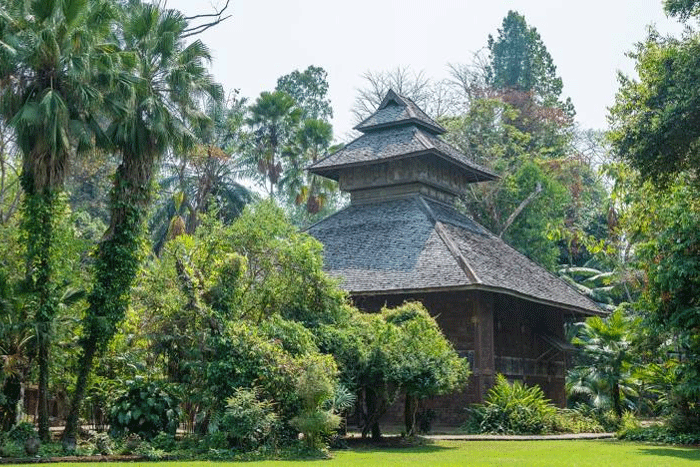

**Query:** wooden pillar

left=473, top=292, right=495, bottom=401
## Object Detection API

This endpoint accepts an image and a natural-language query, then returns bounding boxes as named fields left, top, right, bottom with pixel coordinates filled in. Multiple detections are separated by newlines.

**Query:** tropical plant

left=64, top=0, right=223, bottom=443
left=0, top=0, right=114, bottom=440
left=290, top=355, right=341, bottom=450
left=108, top=378, right=181, bottom=440
left=150, top=94, right=252, bottom=253
left=214, top=387, right=279, bottom=451
left=465, top=374, right=556, bottom=434
left=568, top=309, right=639, bottom=417
left=244, top=90, right=302, bottom=197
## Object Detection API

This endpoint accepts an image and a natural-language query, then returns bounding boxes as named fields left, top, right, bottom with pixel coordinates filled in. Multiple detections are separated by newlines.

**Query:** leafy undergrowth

left=618, top=426, right=700, bottom=446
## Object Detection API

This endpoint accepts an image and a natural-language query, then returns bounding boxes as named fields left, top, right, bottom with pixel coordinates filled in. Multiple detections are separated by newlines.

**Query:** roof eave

left=347, top=283, right=606, bottom=317
left=309, top=149, right=499, bottom=183
left=354, top=118, right=446, bottom=135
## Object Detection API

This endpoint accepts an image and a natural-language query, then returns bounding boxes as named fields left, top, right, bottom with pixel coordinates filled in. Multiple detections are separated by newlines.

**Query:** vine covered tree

left=63, top=0, right=223, bottom=444
left=0, top=0, right=114, bottom=440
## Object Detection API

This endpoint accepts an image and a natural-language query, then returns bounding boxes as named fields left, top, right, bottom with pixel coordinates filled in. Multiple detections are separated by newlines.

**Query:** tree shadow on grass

left=349, top=444, right=456, bottom=454
left=637, top=446, right=700, bottom=462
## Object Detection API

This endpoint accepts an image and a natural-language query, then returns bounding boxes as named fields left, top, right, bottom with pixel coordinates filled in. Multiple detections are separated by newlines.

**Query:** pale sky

left=166, top=0, right=684, bottom=142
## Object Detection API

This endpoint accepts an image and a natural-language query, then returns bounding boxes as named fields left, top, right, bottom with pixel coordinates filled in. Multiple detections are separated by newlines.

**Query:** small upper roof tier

left=309, top=90, right=498, bottom=193
left=354, top=89, right=447, bottom=134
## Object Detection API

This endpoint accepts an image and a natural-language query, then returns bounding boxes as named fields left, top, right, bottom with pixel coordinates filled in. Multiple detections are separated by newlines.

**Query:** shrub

left=0, top=440, right=25, bottom=458
left=37, top=442, right=65, bottom=458
left=552, top=408, right=605, bottom=433
left=7, top=422, right=38, bottom=443
left=108, top=378, right=181, bottom=440
left=290, top=355, right=341, bottom=450
left=214, top=387, right=279, bottom=451
left=566, top=403, right=621, bottom=432
left=618, top=425, right=700, bottom=445
left=464, top=374, right=556, bottom=434
left=150, top=432, right=177, bottom=452
left=91, top=432, right=113, bottom=455
left=205, top=323, right=300, bottom=418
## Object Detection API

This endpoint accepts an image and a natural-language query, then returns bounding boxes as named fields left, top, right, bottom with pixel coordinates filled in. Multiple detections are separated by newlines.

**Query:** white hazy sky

left=165, top=0, right=684, bottom=141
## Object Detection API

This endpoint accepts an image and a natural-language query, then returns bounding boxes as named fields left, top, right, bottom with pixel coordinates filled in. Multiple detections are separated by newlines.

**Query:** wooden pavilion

left=307, top=90, right=603, bottom=425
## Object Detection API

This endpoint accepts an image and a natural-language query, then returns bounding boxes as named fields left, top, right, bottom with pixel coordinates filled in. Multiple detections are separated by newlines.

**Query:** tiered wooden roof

left=307, top=90, right=602, bottom=316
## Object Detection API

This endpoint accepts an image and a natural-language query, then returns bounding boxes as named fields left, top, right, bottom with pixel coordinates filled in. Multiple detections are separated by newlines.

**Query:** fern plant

left=465, top=374, right=556, bottom=434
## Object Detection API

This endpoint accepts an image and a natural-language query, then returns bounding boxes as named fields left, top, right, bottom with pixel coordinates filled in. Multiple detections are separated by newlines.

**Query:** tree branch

left=181, top=0, right=232, bottom=38
left=499, top=182, right=542, bottom=238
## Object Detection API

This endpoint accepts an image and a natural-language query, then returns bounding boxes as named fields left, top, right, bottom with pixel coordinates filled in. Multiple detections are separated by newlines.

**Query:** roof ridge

left=432, top=203, right=603, bottom=313
left=413, top=127, right=435, bottom=150
left=417, top=196, right=481, bottom=284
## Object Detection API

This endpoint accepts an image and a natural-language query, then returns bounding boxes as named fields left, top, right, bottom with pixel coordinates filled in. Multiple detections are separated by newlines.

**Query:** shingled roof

left=307, top=195, right=603, bottom=316
left=354, top=89, right=446, bottom=134
left=309, top=89, right=496, bottom=184
left=308, top=124, right=497, bottom=183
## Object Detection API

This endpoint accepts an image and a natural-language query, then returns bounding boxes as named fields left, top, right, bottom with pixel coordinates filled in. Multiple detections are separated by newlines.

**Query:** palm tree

left=0, top=0, right=114, bottom=440
left=245, top=91, right=302, bottom=197
left=569, top=309, right=639, bottom=417
left=63, top=0, right=223, bottom=443
left=150, top=96, right=253, bottom=253
left=281, top=118, right=333, bottom=211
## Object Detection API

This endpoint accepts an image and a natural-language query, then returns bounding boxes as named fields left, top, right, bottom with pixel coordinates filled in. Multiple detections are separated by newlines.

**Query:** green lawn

left=6, top=440, right=700, bottom=467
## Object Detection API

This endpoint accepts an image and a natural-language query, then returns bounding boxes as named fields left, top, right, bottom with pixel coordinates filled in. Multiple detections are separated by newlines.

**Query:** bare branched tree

left=351, top=66, right=459, bottom=124
left=161, top=0, right=233, bottom=38
left=447, top=49, right=494, bottom=108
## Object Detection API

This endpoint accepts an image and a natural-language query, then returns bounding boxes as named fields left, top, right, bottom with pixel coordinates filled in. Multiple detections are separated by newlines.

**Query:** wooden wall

left=352, top=289, right=570, bottom=427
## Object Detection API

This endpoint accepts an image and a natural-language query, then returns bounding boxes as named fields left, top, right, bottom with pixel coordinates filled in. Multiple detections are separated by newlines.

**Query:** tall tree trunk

left=612, top=381, right=622, bottom=418
left=404, top=394, right=418, bottom=436
left=62, top=341, right=97, bottom=448
left=62, top=150, right=154, bottom=443
left=36, top=327, right=51, bottom=441
left=21, top=180, right=61, bottom=442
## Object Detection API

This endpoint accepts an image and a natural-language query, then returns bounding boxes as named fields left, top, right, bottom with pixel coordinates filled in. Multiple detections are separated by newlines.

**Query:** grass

left=4, top=440, right=700, bottom=466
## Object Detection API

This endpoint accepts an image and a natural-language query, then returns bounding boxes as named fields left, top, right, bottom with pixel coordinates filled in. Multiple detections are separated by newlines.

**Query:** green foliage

left=317, top=302, right=467, bottom=437
left=37, top=442, right=65, bottom=458
left=259, top=314, right=318, bottom=356
left=150, top=432, right=177, bottom=452
left=0, top=439, right=25, bottom=458
left=382, top=303, right=470, bottom=400
left=290, top=355, right=341, bottom=450
left=276, top=65, right=333, bottom=121
left=618, top=425, right=700, bottom=445
left=195, top=202, right=348, bottom=326
left=568, top=308, right=639, bottom=417
left=634, top=184, right=700, bottom=431
left=551, top=408, right=606, bottom=434
left=245, top=91, right=302, bottom=197
left=487, top=10, right=572, bottom=113
left=664, top=0, right=700, bottom=20
left=7, top=422, right=38, bottom=443
left=609, top=26, right=700, bottom=185
left=215, top=388, right=279, bottom=451
left=205, top=322, right=300, bottom=417
left=465, top=374, right=556, bottom=434
left=108, top=378, right=181, bottom=440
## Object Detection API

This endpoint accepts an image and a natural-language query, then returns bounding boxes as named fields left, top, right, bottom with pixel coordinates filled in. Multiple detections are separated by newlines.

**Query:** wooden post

left=473, top=292, right=495, bottom=401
